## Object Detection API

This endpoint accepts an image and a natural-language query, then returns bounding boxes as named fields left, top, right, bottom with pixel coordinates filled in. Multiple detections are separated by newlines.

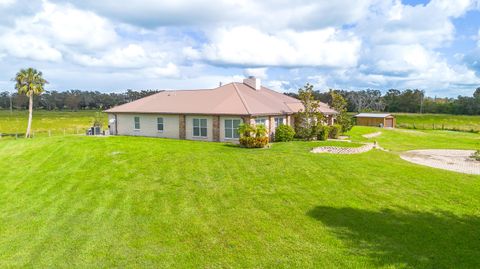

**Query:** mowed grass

left=394, top=113, right=480, bottom=132
left=0, top=128, right=479, bottom=268
left=348, top=126, right=480, bottom=152
left=0, top=110, right=107, bottom=135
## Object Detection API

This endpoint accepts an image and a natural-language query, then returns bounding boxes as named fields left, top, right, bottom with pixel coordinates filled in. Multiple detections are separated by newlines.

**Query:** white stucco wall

left=114, top=113, right=180, bottom=138
left=185, top=115, right=214, bottom=141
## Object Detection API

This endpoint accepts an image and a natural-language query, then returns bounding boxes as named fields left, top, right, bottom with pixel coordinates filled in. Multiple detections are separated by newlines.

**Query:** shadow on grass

left=307, top=206, right=480, bottom=268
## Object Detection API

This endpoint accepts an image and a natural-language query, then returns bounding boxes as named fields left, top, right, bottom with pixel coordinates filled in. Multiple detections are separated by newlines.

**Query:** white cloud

left=143, top=63, right=180, bottom=78
left=0, top=33, right=62, bottom=62
left=244, top=68, right=268, bottom=79
left=72, top=44, right=150, bottom=68
left=0, top=0, right=15, bottom=6
left=0, top=0, right=479, bottom=96
left=202, top=26, right=361, bottom=68
left=56, top=0, right=375, bottom=30
left=35, top=1, right=117, bottom=49
left=0, top=0, right=117, bottom=62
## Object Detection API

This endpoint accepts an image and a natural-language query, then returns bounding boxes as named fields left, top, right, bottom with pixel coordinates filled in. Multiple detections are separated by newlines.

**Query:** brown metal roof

left=105, top=82, right=337, bottom=116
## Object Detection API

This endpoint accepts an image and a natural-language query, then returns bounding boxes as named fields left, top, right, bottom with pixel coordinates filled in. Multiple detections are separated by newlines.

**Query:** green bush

left=238, top=123, right=269, bottom=148
left=275, top=125, right=295, bottom=142
left=328, top=124, right=341, bottom=139
left=239, top=137, right=269, bottom=148
left=473, top=150, right=480, bottom=161
left=316, top=125, right=329, bottom=141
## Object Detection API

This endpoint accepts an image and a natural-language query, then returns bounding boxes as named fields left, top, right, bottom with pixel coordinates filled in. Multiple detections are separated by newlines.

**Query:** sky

left=0, top=0, right=480, bottom=97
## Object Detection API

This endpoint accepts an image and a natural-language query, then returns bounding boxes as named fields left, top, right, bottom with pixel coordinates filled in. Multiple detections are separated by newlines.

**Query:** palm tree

left=14, top=68, right=48, bottom=138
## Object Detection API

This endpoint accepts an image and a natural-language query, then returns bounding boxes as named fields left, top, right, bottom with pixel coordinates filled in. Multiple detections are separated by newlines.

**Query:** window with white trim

left=274, top=117, right=285, bottom=128
left=157, top=117, right=164, bottom=131
left=134, top=116, right=140, bottom=130
left=255, top=118, right=267, bottom=126
left=225, top=119, right=241, bottom=139
left=193, top=118, right=207, bottom=137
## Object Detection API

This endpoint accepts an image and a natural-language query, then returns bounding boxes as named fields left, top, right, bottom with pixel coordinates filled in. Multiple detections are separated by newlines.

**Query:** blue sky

left=0, top=0, right=479, bottom=97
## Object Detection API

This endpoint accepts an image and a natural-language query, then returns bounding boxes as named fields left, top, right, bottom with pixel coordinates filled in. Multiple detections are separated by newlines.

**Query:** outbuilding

left=354, top=113, right=396, bottom=128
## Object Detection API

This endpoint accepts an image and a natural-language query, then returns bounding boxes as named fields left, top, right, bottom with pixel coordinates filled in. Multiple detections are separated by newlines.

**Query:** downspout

left=114, top=114, right=118, bottom=135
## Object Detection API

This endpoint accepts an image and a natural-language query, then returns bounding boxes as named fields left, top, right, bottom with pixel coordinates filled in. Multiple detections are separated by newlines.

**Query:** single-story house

left=354, top=113, right=396, bottom=128
left=105, top=77, right=337, bottom=142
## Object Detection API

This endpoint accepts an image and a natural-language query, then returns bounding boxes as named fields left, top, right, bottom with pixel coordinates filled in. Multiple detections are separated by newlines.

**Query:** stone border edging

left=311, top=143, right=377, bottom=154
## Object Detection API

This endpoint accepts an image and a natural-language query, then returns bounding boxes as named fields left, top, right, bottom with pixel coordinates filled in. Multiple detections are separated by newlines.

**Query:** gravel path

left=311, top=143, right=376, bottom=154
left=400, top=149, right=480, bottom=175
left=362, top=132, right=382, bottom=138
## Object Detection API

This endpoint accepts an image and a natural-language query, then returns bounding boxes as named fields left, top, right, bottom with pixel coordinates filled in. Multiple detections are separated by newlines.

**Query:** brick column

left=213, top=116, right=220, bottom=142
left=179, top=114, right=186, bottom=139
left=269, top=116, right=275, bottom=140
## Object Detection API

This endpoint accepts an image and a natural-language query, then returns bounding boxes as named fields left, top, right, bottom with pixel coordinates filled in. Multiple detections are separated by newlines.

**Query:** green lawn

left=394, top=113, right=480, bottom=132
left=0, top=128, right=479, bottom=268
left=0, top=110, right=107, bottom=135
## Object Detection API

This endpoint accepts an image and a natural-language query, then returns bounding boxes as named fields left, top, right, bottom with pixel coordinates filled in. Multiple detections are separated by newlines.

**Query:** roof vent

left=243, top=76, right=261, bottom=90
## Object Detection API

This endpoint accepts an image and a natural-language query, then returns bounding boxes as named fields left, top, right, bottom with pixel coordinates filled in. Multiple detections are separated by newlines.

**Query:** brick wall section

left=179, top=114, right=186, bottom=139
left=269, top=116, right=275, bottom=140
left=213, top=116, right=220, bottom=142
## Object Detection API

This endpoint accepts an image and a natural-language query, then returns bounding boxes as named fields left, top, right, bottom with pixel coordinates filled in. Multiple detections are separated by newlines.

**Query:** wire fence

left=397, top=123, right=480, bottom=133
left=0, top=127, right=90, bottom=140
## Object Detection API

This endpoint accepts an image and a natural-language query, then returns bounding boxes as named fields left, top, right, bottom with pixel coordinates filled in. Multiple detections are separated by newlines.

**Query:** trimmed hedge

left=275, top=125, right=295, bottom=142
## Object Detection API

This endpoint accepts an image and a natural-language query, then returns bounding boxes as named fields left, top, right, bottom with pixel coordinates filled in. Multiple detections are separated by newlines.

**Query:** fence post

left=15, top=133, right=18, bottom=139
left=0, top=133, right=2, bottom=139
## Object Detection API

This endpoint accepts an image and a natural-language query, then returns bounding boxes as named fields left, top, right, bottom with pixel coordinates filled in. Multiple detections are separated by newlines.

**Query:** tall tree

left=13, top=68, right=48, bottom=137
left=330, top=90, right=352, bottom=133
left=295, top=83, right=324, bottom=140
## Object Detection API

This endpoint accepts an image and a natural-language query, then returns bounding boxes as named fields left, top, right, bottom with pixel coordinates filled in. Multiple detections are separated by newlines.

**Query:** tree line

left=1, top=86, right=479, bottom=115
left=0, top=89, right=162, bottom=111
left=285, top=88, right=480, bottom=115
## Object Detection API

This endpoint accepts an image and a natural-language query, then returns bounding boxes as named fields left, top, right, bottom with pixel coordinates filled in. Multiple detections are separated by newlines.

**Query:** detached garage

left=354, top=113, right=396, bottom=128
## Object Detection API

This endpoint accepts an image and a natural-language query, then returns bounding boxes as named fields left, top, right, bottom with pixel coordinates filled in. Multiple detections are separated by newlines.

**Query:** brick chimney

left=243, top=76, right=261, bottom=90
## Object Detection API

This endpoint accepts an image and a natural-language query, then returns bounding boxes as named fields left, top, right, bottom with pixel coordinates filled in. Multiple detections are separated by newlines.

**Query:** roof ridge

left=232, top=82, right=251, bottom=115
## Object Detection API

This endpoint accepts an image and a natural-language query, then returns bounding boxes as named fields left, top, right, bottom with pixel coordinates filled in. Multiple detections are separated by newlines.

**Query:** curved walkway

left=362, top=132, right=382, bottom=139
left=400, top=149, right=480, bottom=175
left=311, top=143, right=376, bottom=154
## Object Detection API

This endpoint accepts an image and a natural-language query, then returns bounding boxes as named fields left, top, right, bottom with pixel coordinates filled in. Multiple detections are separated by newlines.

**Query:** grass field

left=0, top=110, right=107, bottom=136
left=394, top=113, right=480, bottom=132
left=0, top=126, right=479, bottom=268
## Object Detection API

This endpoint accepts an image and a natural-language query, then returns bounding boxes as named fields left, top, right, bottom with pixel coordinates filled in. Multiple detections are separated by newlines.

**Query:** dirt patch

left=400, top=149, right=480, bottom=175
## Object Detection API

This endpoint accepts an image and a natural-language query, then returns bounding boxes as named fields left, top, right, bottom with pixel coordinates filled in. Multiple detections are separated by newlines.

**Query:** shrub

left=239, top=136, right=269, bottom=148
left=328, top=124, right=341, bottom=139
left=473, top=150, right=480, bottom=161
left=316, top=125, right=329, bottom=141
left=275, top=125, right=295, bottom=142
left=238, top=123, right=269, bottom=148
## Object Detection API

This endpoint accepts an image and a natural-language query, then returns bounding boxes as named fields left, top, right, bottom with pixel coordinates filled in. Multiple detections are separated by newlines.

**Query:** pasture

left=394, top=113, right=480, bottom=132
left=0, top=117, right=479, bottom=267
left=0, top=110, right=107, bottom=136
